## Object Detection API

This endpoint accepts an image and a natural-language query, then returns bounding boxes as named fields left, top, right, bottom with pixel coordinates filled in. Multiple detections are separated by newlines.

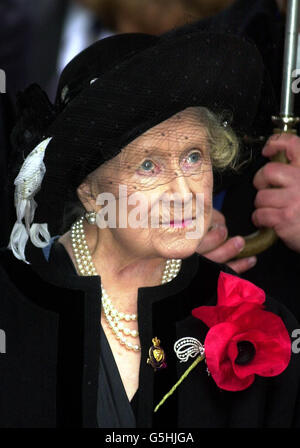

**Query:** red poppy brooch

left=154, top=271, right=291, bottom=412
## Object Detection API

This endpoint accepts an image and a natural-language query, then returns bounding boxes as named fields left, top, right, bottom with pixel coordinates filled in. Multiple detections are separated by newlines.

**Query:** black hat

left=9, top=30, right=276, bottom=260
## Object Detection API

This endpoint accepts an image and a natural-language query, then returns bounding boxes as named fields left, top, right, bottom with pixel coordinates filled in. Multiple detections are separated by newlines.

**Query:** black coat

left=0, top=242, right=299, bottom=428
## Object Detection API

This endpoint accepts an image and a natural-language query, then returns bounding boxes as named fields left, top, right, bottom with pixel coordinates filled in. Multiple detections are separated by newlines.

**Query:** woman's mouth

left=162, top=218, right=196, bottom=228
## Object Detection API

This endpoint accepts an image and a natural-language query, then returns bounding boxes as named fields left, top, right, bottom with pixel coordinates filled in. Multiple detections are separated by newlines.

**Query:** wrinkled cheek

left=202, top=186, right=213, bottom=234
left=205, top=193, right=213, bottom=222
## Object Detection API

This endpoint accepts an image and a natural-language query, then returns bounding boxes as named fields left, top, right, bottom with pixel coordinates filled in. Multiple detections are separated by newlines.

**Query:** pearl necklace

left=70, top=217, right=182, bottom=352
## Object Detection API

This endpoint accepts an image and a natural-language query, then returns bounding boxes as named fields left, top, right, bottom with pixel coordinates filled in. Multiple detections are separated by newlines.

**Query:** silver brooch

left=174, top=337, right=205, bottom=363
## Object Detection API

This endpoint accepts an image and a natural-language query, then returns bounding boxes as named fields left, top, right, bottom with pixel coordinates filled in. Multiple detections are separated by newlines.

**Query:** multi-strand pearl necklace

left=70, top=216, right=182, bottom=352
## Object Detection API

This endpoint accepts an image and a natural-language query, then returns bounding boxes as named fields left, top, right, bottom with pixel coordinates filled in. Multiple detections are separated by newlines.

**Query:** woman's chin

left=153, top=237, right=202, bottom=260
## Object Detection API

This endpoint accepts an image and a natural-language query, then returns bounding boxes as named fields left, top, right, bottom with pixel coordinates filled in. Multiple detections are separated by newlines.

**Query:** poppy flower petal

left=217, top=271, right=266, bottom=307
left=192, top=302, right=263, bottom=328
left=192, top=304, right=236, bottom=327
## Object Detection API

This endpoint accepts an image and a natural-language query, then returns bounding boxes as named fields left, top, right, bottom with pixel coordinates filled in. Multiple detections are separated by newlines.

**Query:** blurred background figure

left=28, top=0, right=113, bottom=100
left=93, top=0, right=234, bottom=34
left=28, top=0, right=233, bottom=99
left=277, top=0, right=288, bottom=14
left=1, top=0, right=234, bottom=101
left=0, top=0, right=33, bottom=97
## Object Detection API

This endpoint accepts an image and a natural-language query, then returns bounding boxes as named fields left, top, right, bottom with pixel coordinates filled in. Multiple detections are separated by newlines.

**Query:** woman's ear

left=77, top=181, right=96, bottom=211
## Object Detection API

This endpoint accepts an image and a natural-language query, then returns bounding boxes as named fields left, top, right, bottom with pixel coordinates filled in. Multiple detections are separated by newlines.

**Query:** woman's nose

left=161, top=174, right=194, bottom=217
left=168, top=172, right=192, bottom=196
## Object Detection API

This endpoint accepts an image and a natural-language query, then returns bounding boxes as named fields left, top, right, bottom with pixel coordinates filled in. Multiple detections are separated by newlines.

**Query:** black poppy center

left=235, top=341, right=256, bottom=366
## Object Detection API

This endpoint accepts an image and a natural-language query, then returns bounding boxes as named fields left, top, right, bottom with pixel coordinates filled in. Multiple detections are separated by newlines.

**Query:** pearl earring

left=84, top=211, right=97, bottom=225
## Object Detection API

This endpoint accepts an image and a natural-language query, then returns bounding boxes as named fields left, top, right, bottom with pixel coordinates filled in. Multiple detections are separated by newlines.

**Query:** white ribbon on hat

left=8, top=137, right=53, bottom=263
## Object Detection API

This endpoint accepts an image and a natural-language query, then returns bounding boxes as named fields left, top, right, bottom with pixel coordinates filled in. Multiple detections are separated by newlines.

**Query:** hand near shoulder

left=196, top=209, right=257, bottom=274
left=252, top=134, right=300, bottom=253
left=197, top=134, right=300, bottom=272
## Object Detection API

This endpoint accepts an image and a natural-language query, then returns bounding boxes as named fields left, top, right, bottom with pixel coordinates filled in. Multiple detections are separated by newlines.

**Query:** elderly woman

left=1, top=30, right=300, bottom=428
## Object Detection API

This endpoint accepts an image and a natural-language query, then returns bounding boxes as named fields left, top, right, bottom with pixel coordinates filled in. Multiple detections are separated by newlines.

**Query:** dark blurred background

left=0, top=0, right=234, bottom=100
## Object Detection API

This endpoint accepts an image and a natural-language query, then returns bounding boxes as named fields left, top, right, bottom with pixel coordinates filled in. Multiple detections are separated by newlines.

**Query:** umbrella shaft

left=280, top=0, right=300, bottom=116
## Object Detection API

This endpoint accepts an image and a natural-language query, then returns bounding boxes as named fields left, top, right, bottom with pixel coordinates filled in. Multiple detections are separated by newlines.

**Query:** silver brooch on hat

left=174, top=337, right=205, bottom=363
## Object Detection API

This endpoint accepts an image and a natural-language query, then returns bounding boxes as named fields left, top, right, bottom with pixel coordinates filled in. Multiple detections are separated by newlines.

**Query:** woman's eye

left=186, top=151, right=202, bottom=164
left=136, top=158, right=161, bottom=178
left=139, top=159, right=155, bottom=172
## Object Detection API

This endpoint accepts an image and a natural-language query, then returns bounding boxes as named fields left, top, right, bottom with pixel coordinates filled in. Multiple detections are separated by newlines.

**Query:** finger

left=196, top=224, right=228, bottom=253
left=203, top=236, right=245, bottom=264
left=252, top=207, right=281, bottom=229
left=208, top=208, right=226, bottom=230
left=254, top=187, right=291, bottom=209
left=264, top=133, right=295, bottom=148
left=227, top=256, right=257, bottom=274
left=253, top=162, right=298, bottom=189
left=263, top=134, right=300, bottom=166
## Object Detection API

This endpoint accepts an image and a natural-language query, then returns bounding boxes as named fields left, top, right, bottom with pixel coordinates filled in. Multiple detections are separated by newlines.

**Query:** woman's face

left=80, top=107, right=213, bottom=260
